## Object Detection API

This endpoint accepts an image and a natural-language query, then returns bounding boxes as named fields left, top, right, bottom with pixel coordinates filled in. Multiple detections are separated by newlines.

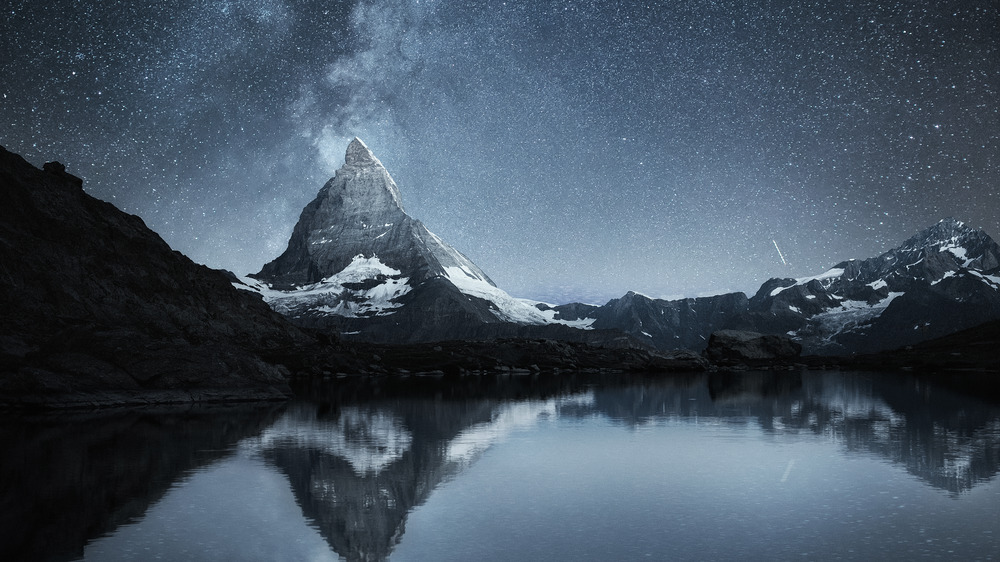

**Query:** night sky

left=3, top=1, right=997, bottom=304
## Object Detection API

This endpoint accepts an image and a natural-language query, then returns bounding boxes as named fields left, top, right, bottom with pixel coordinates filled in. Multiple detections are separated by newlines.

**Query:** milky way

left=3, top=0, right=997, bottom=303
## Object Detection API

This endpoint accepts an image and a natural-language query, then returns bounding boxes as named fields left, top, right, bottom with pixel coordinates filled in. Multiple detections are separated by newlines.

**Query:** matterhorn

left=243, top=138, right=591, bottom=342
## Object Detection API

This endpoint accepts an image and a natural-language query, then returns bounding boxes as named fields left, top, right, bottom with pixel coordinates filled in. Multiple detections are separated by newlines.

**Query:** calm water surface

left=2, top=371, right=998, bottom=561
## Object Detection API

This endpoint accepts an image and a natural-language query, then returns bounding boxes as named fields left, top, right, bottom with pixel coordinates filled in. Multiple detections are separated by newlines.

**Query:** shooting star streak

left=772, top=239, right=787, bottom=266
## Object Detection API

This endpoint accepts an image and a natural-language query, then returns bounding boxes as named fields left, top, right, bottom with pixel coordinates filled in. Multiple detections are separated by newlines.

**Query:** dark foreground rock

left=849, top=319, right=1000, bottom=373
left=703, top=330, right=802, bottom=366
left=0, top=146, right=312, bottom=407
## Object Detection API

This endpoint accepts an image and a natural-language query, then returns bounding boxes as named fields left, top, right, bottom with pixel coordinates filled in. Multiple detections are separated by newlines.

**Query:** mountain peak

left=345, top=137, right=380, bottom=167
left=253, top=138, right=496, bottom=291
left=926, top=217, right=971, bottom=236
left=899, top=217, right=981, bottom=252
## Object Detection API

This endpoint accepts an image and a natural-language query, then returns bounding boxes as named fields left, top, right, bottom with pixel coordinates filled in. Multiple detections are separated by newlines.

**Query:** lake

left=2, top=371, right=998, bottom=561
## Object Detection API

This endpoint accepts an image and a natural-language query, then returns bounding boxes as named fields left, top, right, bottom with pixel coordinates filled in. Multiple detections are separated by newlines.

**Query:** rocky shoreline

left=4, top=323, right=999, bottom=409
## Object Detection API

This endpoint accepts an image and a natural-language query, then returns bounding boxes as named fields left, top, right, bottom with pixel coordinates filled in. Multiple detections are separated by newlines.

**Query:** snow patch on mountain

left=238, top=254, right=411, bottom=318
left=770, top=267, right=845, bottom=296
left=969, top=270, right=1000, bottom=290
left=942, top=243, right=973, bottom=267
left=516, top=299, right=598, bottom=329
left=794, top=292, right=904, bottom=346
left=929, top=268, right=999, bottom=290
left=443, top=266, right=549, bottom=324
left=535, top=308, right=596, bottom=329
left=931, top=270, right=958, bottom=286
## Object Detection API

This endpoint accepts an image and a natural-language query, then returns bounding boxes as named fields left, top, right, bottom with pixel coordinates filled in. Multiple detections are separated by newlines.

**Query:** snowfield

left=791, top=292, right=904, bottom=347
left=528, top=306, right=597, bottom=329
left=236, top=255, right=573, bottom=326
left=237, top=254, right=412, bottom=318
left=770, top=267, right=845, bottom=296
left=443, top=266, right=550, bottom=325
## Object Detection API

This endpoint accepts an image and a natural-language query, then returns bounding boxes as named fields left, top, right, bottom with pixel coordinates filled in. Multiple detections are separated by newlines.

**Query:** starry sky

left=3, top=0, right=997, bottom=304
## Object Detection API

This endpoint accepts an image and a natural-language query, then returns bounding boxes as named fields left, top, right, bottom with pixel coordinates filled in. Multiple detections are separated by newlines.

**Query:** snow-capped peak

left=249, top=138, right=563, bottom=336
left=879, top=218, right=999, bottom=277
left=897, top=218, right=976, bottom=253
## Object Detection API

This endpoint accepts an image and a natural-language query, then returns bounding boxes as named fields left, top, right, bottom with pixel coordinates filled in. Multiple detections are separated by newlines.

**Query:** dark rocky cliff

left=0, top=146, right=311, bottom=406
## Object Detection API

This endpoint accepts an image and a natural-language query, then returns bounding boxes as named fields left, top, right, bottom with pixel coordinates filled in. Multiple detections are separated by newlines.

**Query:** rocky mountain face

left=553, top=219, right=1000, bottom=355
left=530, top=291, right=759, bottom=352
left=254, top=139, right=494, bottom=290
left=748, top=218, right=1000, bottom=354
left=593, top=291, right=754, bottom=350
left=0, top=146, right=310, bottom=406
left=246, top=138, right=625, bottom=344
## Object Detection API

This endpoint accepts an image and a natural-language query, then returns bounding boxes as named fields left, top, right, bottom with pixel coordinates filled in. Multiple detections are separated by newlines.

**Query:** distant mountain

left=245, top=139, right=628, bottom=345
left=0, top=146, right=309, bottom=406
left=553, top=219, right=1000, bottom=355
left=531, top=292, right=753, bottom=351
left=749, top=218, right=1000, bottom=354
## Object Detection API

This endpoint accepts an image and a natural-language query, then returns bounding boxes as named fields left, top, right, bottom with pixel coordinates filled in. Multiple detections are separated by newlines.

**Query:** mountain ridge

left=572, top=218, right=1000, bottom=354
left=246, top=139, right=1000, bottom=355
left=6, top=137, right=996, bottom=410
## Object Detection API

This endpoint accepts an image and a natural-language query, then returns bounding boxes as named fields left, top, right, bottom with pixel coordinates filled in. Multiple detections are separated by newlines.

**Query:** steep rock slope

left=254, top=139, right=495, bottom=290
left=0, top=146, right=309, bottom=406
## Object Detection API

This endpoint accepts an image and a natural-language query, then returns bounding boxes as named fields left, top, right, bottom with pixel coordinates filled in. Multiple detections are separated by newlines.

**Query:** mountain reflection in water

left=3, top=372, right=997, bottom=561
